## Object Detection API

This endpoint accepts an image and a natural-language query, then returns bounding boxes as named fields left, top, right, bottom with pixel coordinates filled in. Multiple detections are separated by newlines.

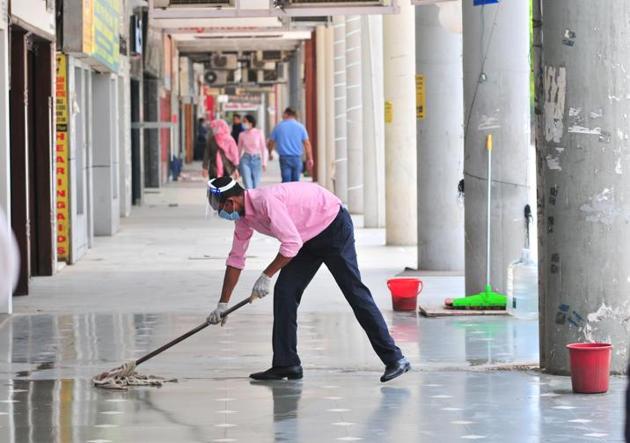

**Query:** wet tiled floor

left=0, top=310, right=624, bottom=442
left=2, top=169, right=626, bottom=442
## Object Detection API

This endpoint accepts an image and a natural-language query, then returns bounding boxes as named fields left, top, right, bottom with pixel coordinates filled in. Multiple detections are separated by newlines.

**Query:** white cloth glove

left=251, top=273, right=272, bottom=300
left=207, top=302, right=229, bottom=326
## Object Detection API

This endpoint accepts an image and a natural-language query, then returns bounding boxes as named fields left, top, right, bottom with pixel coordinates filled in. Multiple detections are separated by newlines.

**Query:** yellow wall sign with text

left=82, top=0, right=94, bottom=54
left=416, top=74, right=426, bottom=120
left=55, top=53, right=70, bottom=261
left=385, top=100, right=393, bottom=124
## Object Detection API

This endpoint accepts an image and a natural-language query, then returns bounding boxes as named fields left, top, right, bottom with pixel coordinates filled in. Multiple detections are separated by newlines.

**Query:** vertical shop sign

left=90, top=0, right=119, bottom=71
left=416, top=74, right=426, bottom=120
left=55, top=53, right=70, bottom=261
left=83, top=0, right=94, bottom=54
left=80, top=0, right=120, bottom=71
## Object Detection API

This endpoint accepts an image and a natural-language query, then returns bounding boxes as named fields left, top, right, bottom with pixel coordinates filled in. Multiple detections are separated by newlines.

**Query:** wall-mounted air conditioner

left=209, top=53, right=238, bottom=70
left=286, top=0, right=383, bottom=6
left=261, top=50, right=283, bottom=62
left=250, top=54, right=276, bottom=71
left=204, top=71, right=229, bottom=86
left=153, top=0, right=234, bottom=7
left=257, top=63, right=288, bottom=84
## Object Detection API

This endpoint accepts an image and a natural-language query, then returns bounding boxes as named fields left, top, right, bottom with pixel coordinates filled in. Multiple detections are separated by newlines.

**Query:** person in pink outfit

left=238, top=114, right=267, bottom=189
left=209, top=119, right=240, bottom=179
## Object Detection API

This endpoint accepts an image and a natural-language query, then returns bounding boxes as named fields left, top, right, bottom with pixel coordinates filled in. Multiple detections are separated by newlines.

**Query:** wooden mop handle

left=135, top=296, right=252, bottom=366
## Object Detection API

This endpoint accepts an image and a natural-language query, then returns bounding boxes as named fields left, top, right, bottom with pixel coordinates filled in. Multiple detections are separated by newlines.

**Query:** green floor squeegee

left=445, top=134, right=507, bottom=310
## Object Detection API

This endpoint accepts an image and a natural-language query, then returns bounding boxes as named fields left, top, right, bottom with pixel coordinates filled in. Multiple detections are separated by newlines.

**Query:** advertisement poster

left=80, top=0, right=119, bottom=71
left=55, top=53, right=70, bottom=261
left=92, top=0, right=120, bottom=71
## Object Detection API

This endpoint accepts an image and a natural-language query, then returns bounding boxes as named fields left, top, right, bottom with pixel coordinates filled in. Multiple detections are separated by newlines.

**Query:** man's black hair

left=211, top=176, right=244, bottom=205
left=233, top=113, right=241, bottom=119
left=284, top=107, right=297, bottom=118
left=244, top=114, right=257, bottom=128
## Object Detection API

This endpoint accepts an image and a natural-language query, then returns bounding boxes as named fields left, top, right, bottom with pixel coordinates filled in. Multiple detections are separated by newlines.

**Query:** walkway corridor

left=0, top=168, right=625, bottom=443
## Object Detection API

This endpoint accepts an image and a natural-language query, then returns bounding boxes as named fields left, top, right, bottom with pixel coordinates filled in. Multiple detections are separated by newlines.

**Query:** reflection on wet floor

left=0, top=311, right=624, bottom=442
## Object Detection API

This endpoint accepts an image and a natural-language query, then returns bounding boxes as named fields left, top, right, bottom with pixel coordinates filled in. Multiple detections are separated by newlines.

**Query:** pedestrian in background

left=194, top=117, right=208, bottom=161
left=268, top=108, right=313, bottom=183
left=238, top=114, right=267, bottom=189
left=231, top=113, right=244, bottom=143
left=208, top=119, right=240, bottom=179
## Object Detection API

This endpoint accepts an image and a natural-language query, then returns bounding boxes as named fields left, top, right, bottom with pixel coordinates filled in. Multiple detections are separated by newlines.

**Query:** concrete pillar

left=289, top=47, right=304, bottom=115
left=538, top=1, right=630, bottom=374
left=416, top=5, right=464, bottom=271
left=462, top=1, right=530, bottom=294
left=345, top=16, right=363, bottom=214
left=362, top=15, right=386, bottom=228
left=384, top=5, right=417, bottom=246
left=324, top=26, right=336, bottom=192
left=92, top=73, right=120, bottom=236
left=333, top=17, right=348, bottom=203
left=119, top=58, right=132, bottom=218
left=315, top=26, right=328, bottom=188
left=143, top=77, right=160, bottom=188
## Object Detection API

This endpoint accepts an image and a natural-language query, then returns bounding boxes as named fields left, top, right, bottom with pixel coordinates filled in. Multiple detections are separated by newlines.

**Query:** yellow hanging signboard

left=55, top=53, right=70, bottom=261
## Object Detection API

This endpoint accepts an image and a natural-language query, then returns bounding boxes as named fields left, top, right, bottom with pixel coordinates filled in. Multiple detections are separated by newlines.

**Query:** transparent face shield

left=206, top=178, right=238, bottom=216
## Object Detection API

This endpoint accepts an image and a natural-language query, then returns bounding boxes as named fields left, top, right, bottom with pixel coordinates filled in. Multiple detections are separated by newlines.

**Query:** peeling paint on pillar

left=543, top=66, right=566, bottom=143
left=538, top=0, right=630, bottom=374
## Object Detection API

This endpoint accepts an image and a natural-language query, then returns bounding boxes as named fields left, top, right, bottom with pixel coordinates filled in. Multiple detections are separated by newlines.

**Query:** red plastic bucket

left=566, top=343, right=613, bottom=394
left=387, top=278, right=423, bottom=312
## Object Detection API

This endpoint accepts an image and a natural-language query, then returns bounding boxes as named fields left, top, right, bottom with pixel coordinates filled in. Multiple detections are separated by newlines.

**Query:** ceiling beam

left=150, top=3, right=399, bottom=21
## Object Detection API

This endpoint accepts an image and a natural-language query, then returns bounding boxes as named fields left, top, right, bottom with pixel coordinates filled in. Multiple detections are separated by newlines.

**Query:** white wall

left=92, top=73, right=120, bottom=236
left=10, top=0, right=55, bottom=36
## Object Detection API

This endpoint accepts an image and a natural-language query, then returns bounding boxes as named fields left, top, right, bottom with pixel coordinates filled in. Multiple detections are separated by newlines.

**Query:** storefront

left=60, top=0, right=122, bottom=258
left=9, top=0, right=57, bottom=295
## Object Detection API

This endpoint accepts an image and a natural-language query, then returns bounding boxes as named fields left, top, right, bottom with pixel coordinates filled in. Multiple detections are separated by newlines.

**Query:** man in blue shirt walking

left=269, top=108, right=314, bottom=182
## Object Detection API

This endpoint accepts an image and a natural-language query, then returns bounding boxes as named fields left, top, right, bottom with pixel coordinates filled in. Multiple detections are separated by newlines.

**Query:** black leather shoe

left=380, top=357, right=411, bottom=383
left=250, top=365, right=303, bottom=381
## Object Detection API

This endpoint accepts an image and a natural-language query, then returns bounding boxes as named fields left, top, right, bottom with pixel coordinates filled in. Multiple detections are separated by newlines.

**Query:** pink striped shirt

left=238, top=128, right=268, bottom=167
left=226, top=182, right=342, bottom=269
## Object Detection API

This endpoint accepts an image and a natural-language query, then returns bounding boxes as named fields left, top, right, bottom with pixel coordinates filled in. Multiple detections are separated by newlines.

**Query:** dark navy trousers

left=272, top=207, right=403, bottom=368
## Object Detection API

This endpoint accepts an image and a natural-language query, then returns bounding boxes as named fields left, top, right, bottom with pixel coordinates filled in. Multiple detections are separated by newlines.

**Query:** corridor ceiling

left=149, top=0, right=400, bottom=53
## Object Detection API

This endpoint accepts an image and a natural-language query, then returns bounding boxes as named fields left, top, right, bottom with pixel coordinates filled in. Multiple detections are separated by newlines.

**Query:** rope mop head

left=92, top=360, right=176, bottom=390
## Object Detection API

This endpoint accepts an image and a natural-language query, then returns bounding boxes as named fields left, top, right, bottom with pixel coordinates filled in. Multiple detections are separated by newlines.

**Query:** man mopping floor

left=206, top=176, right=411, bottom=383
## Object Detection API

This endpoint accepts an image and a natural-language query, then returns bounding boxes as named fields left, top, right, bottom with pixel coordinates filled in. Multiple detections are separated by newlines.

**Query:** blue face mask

left=219, top=209, right=240, bottom=221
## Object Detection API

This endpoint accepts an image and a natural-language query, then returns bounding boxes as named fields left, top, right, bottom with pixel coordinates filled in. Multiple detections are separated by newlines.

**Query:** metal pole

left=486, top=135, right=492, bottom=287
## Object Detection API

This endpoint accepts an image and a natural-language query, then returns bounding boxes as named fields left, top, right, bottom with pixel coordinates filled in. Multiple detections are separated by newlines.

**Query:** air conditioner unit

left=204, top=70, right=228, bottom=86
left=250, top=54, right=276, bottom=71
left=287, top=0, right=383, bottom=5
left=153, top=0, right=234, bottom=7
left=209, top=53, right=238, bottom=70
left=257, top=63, right=288, bottom=84
left=261, top=50, right=283, bottom=62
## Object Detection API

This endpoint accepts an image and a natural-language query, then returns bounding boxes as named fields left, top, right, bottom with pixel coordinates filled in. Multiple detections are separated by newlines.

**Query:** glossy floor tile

left=2, top=177, right=625, bottom=442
